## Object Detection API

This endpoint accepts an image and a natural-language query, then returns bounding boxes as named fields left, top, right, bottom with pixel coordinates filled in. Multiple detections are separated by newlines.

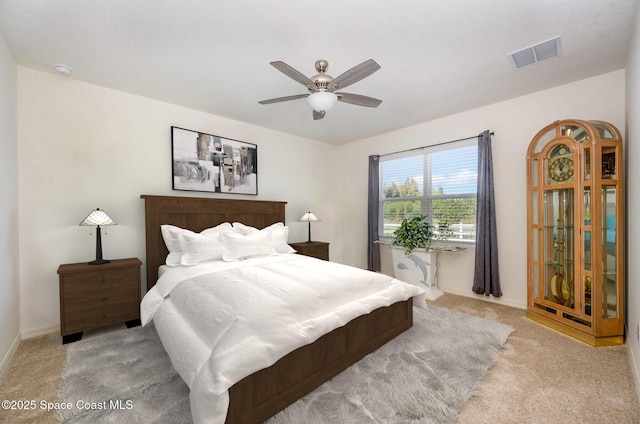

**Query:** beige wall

left=0, top=26, right=19, bottom=374
left=13, top=65, right=631, bottom=338
left=17, top=67, right=340, bottom=337
left=625, top=5, right=640, bottom=402
left=10, top=59, right=635, bottom=390
left=337, top=70, right=626, bottom=309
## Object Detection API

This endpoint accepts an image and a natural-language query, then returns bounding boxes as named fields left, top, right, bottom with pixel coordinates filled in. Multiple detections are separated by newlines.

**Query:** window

left=379, top=139, right=478, bottom=242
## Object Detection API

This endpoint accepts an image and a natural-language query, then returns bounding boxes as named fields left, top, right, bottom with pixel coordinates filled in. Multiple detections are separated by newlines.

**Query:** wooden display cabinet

left=526, top=120, right=624, bottom=346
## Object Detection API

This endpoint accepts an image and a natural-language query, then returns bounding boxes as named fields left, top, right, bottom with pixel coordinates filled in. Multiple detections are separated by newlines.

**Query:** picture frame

left=171, top=126, right=258, bottom=195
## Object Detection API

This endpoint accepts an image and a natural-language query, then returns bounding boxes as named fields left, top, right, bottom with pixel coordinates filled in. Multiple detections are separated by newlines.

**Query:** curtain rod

left=379, top=131, right=494, bottom=158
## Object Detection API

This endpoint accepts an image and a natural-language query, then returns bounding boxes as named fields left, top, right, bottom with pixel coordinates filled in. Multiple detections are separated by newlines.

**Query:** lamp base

left=89, top=225, right=110, bottom=265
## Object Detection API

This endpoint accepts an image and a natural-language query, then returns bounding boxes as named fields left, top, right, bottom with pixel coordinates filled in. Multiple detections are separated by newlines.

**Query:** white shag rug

left=58, top=305, right=513, bottom=424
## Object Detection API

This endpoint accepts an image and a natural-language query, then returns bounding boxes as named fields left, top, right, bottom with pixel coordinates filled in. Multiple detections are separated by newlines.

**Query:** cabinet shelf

left=543, top=260, right=575, bottom=266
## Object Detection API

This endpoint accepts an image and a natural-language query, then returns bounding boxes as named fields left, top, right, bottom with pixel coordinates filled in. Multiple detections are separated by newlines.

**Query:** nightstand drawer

left=299, top=244, right=327, bottom=259
left=289, top=242, right=329, bottom=261
left=62, top=266, right=138, bottom=288
left=63, top=284, right=138, bottom=314
left=64, top=301, right=139, bottom=334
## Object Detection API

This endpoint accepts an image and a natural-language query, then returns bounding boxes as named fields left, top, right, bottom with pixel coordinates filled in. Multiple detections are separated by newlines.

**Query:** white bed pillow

left=161, top=225, right=187, bottom=266
left=269, top=225, right=296, bottom=254
left=178, top=232, right=227, bottom=266
left=232, top=222, right=283, bottom=235
left=220, top=230, right=277, bottom=261
left=161, top=223, right=233, bottom=266
left=200, top=223, right=233, bottom=237
left=231, top=222, right=295, bottom=254
left=231, top=222, right=256, bottom=235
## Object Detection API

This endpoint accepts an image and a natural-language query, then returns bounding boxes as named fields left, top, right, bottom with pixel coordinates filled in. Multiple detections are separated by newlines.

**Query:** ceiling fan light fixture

left=54, top=64, right=72, bottom=76
left=307, top=91, right=337, bottom=112
left=260, top=59, right=381, bottom=120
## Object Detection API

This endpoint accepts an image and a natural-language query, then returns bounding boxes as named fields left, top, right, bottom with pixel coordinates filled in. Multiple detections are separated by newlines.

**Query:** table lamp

left=299, top=211, right=320, bottom=243
left=80, top=208, right=116, bottom=265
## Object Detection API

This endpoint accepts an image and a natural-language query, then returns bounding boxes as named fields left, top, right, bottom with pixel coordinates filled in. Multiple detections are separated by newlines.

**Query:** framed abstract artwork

left=171, top=126, right=258, bottom=195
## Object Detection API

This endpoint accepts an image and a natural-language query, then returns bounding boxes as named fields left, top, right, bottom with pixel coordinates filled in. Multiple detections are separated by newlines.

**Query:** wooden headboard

left=140, top=195, right=287, bottom=290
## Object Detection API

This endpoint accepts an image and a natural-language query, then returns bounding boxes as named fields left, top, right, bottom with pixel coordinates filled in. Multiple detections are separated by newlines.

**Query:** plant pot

left=390, top=245, right=443, bottom=300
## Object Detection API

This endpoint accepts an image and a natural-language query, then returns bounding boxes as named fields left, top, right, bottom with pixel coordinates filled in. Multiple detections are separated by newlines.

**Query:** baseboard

left=627, top=333, right=640, bottom=405
left=439, top=286, right=527, bottom=310
left=0, top=333, right=21, bottom=379
left=20, top=324, right=59, bottom=340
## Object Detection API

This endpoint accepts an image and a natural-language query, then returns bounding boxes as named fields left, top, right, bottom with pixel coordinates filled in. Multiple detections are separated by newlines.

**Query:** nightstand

left=289, top=241, right=330, bottom=261
left=57, top=258, right=142, bottom=344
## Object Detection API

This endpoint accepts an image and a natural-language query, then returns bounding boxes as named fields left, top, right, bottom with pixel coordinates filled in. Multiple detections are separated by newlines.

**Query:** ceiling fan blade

left=258, top=94, right=309, bottom=105
left=337, top=92, right=382, bottom=108
left=270, top=61, right=315, bottom=88
left=313, top=110, right=325, bottom=120
left=330, top=59, right=381, bottom=91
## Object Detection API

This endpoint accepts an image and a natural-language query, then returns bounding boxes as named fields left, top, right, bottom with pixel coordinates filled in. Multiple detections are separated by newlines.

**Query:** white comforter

left=141, top=254, right=425, bottom=424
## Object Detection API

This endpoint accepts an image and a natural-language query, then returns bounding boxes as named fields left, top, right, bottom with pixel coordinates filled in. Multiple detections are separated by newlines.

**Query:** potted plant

left=390, top=215, right=451, bottom=300
left=392, top=214, right=435, bottom=254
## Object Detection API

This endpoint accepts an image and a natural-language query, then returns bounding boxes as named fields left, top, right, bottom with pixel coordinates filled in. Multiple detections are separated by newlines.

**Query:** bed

left=140, top=194, right=420, bottom=424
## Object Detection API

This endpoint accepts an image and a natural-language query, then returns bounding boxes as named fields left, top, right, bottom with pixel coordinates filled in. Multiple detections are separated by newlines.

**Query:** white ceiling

left=0, top=1, right=637, bottom=145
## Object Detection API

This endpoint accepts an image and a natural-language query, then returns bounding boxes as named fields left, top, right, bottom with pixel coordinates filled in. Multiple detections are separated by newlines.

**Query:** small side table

left=390, top=245, right=466, bottom=301
left=289, top=241, right=329, bottom=261
left=57, top=257, right=142, bottom=344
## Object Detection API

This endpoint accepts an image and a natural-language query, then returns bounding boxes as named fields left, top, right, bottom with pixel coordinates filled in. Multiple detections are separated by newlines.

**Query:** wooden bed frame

left=140, top=194, right=414, bottom=424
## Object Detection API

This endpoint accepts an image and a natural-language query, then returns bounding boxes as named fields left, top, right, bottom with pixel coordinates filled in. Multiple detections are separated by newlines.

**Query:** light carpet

left=57, top=305, right=513, bottom=424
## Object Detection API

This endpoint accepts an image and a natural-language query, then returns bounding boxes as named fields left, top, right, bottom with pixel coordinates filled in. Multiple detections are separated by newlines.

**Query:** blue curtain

left=368, top=155, right=381, bottom=271
left=472, top=131, right=502, bottom=296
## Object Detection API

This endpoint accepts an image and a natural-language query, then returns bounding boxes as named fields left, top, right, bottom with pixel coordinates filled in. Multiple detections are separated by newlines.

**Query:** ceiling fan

left=259, top=59, right=382, bottom=120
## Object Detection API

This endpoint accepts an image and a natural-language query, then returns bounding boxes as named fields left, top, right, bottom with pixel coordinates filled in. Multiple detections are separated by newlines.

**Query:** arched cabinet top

left=527, top=119, right=622, bottom=158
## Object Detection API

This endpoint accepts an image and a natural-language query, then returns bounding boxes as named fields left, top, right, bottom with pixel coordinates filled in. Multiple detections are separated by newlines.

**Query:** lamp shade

left=299, top=212, right=320, bottom=222
left=307, top=91, right=337, bottom=112
left=80, top=208, right=116, bottom=226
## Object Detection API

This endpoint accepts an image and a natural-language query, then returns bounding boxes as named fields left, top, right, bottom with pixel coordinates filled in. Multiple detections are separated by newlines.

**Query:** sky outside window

left=382, top=145, right=477, bottom=196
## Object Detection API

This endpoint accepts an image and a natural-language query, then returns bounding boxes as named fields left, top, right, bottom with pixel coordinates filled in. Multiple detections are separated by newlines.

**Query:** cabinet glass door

left=543, top=189, right=574, bottom=308
left=583, top=188, right=592, bottom=316
left=602, top=185, right=617, bottom=318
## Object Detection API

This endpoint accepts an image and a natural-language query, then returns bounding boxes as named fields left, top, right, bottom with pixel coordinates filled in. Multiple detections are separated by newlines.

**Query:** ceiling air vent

left=508, top=36, right=562, bottom=69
